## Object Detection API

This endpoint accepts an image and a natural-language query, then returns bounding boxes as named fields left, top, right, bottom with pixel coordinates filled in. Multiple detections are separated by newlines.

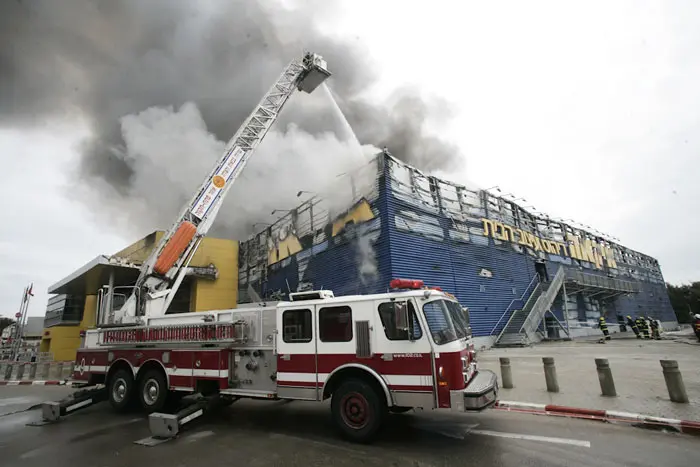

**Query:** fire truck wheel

left=331, top=379, right=386, bottom=443
left=138, top=368, right=168, bottom=413
left=108, top=368, right=135, bottom=412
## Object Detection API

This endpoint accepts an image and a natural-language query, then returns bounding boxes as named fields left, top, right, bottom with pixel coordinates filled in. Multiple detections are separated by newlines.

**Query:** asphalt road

left=0, top=386, right=697, bottom=467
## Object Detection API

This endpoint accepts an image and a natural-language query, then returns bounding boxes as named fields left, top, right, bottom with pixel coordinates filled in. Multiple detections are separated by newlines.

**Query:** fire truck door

left=276, top=306, right=319, bottom=401
left=372, top=298, right=436, bottom=409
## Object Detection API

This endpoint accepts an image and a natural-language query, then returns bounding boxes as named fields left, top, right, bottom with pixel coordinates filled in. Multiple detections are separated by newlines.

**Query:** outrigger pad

left=149, top=412, right=180, bottom=438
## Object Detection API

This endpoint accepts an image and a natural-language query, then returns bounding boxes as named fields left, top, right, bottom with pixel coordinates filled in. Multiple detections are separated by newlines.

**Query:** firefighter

left=626, top=315, right=641, bottom=338
left=598, top=316, right=611, bottom=341
left=647, top=316, right=660, bottom=340
left=635, top=317, right=647, bottom=339
left=640, top=317, right=650, bottom=339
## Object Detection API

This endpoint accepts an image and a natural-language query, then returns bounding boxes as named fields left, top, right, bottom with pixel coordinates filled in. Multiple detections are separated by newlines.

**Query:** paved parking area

left=1, top=385, right=698, bottom=467
left=479, top=333, right=700, bottom=420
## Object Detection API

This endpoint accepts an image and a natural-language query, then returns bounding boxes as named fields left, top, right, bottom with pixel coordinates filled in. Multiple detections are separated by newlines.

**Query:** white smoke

left=85, top=100, right=379, bottom=240
left=355, top=223, right=379, bottom=285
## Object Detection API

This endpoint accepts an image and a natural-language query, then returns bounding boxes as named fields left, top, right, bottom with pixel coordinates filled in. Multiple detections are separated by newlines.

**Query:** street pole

left=10, top=287, right=27, bottom=361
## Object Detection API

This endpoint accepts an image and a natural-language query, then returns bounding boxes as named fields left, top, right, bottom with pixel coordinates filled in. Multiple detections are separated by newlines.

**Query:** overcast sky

left=1, top=0, right=699, bottom=318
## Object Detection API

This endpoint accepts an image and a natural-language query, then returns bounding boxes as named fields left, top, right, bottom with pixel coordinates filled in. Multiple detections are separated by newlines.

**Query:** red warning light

left=390, top=278, right=425, bottom=290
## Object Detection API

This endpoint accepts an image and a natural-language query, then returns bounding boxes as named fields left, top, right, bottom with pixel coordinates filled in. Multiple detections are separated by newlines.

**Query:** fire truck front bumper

left=450, top=370, right=499, bottom=412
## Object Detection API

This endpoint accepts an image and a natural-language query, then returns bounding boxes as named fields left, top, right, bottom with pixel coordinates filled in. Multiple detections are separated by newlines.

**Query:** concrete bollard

left=499, top=357, right=514, bottom=389
left=542, top=357, right=559, bottom=393
left=48, top=362, right=63, bottom=380
left=2, top=364, right=11, bottom=380
left=13, top=363, right=24, bottom=380
left=660, top=360, right=689, bottom=403
left=39, top=362, right=51, bottom=379
left=595, top=358, right=617, bottom=397
left=61, top=362, right=75, bottom=380
left=28, top=363, right=37, bottom=380
left=21, top=363, right=32, bottom=380
left=0, top=363, right=6, bottom=379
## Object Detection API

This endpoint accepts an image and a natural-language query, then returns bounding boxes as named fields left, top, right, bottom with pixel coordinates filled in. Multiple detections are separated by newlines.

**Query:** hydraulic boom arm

left=111, top=53, right=331, bottom=324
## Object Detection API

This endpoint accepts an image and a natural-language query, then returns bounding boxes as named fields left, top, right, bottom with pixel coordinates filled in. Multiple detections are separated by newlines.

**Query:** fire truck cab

left=72, top=279, right=498, bottom=442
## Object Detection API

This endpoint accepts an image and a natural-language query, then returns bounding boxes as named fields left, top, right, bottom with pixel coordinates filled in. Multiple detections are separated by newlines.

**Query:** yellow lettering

left=478, top=218, right=616, bottom=269
left=567, top=235, right=582, bottom=260
left=579, top=238, right=593, bottom=263
left=603, top=246, right=618, bottom=269
left=494, top=222, right=509, bottom=241
left=517, top=229, right=529, bottom=246
left=503, top=224, right=515, bottom=242
left=482, top=218, right=496, bottom=237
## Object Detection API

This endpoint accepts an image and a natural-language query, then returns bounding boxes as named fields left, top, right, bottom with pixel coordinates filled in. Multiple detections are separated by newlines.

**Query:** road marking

left=468, top=429, right=591, bottom=448
left=183, top=430, right=215, bottom=443
left=269, top=433, right=367, bottom=455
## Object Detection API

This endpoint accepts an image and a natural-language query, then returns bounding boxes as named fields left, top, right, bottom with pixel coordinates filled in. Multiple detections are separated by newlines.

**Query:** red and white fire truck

left=42, top=51, right=498, bottom=443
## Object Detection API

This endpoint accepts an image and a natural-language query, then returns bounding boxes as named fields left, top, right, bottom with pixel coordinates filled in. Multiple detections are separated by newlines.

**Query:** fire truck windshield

left=422, top=299, right=470, bottom=345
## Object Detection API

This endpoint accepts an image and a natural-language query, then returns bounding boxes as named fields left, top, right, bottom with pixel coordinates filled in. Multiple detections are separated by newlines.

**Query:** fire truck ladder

left=113, top=52, right=331, bottom=324
left=30, top=52, right=331, bottom=437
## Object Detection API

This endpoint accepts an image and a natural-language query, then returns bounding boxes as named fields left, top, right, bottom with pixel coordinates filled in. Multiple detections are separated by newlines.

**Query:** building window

left=378, top=301, right=422, bottom=341
left=319, top=306, right=353, bottom=342
left=282, top=309, right=312, bottom=343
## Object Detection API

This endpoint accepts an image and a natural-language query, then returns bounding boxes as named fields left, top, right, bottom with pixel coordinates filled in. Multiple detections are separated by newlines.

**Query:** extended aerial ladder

left=111, top=52, right=331, bottom=325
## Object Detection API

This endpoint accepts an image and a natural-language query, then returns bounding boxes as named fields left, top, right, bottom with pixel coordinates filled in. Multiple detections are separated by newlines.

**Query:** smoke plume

left=1, top=0, right=463, bottom=239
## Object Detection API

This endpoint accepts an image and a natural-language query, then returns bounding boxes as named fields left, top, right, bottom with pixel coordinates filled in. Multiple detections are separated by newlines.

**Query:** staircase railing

left=490, top=274, right=541, bottom=337
left=520, top=266, right=566, bottom=341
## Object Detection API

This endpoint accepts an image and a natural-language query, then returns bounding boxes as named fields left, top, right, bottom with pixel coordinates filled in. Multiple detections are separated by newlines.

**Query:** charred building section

left=238, top=151, right=676, bottom=347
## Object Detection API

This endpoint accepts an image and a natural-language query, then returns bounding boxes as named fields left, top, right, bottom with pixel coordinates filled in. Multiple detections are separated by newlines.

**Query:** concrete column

left=1, top=363, right=10, bottom=380
left=542, top=357, right=559, bottom=392
left=499, top=357, right=514, bottom=389
left=595, top=358, right=617, bottom=396
left=28, top=363, right=37, bottom=380
left=660, top=360, right=689, bottom=403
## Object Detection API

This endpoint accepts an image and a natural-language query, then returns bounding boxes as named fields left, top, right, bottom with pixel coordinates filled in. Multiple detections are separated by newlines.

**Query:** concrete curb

left=0, top=380, right=75, bottom=387
left=494, top=400, right=700, bottom=436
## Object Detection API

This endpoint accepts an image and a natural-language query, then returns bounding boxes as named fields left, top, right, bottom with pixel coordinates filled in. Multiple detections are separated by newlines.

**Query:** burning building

left=238, top=150, right=677, bottom=348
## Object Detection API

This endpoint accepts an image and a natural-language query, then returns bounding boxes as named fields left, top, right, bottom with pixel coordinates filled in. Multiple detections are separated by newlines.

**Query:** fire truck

left=40, top=52, right=498, bottom=443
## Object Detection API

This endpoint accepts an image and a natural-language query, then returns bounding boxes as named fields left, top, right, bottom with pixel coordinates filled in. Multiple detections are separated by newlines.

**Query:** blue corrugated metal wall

left=385, top=189, right=538, bottom=336
left=240, top=151, right=677, bottom=337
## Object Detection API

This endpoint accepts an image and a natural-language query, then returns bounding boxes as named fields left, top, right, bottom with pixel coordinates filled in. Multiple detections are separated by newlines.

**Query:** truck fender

left=324, top=363, right=394, bottom=407
left=136, top=359, right=170, bottom=388
left=107, top=358, right=136, bottom=379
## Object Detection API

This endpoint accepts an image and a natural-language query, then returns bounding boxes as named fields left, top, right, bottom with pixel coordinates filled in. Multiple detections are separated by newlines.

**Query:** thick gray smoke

left=1, top=0, right=463, bottom=239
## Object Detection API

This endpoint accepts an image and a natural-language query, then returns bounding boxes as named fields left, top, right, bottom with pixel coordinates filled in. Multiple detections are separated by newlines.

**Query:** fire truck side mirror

left=393, top=301, right=414, bottom=341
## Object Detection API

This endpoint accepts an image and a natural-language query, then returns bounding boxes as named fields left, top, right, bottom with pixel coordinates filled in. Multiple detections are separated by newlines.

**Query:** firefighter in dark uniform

left=626, top=315, right=641, bottom=338
left=637, top=316, right=650, bottom=339
left=598, top=316, right=611, bottom=340
left=647, top=316, right=660, bottom=340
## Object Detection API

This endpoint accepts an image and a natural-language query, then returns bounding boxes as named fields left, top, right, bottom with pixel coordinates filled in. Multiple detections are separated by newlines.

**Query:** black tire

left=331, top=378, right=386, bottom=443
left=137, top=368, right=168, bottom=413
left=389, top=406, right=413, bottom=414
left=108, top=368, right=135, bottom=413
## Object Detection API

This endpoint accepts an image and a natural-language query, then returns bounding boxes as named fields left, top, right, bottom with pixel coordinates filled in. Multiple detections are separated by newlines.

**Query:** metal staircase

left=494, top=266, right=566, bottom=347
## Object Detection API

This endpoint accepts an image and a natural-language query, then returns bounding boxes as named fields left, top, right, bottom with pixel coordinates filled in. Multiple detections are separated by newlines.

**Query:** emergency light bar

left=390, top=278, right=424, bottom=290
